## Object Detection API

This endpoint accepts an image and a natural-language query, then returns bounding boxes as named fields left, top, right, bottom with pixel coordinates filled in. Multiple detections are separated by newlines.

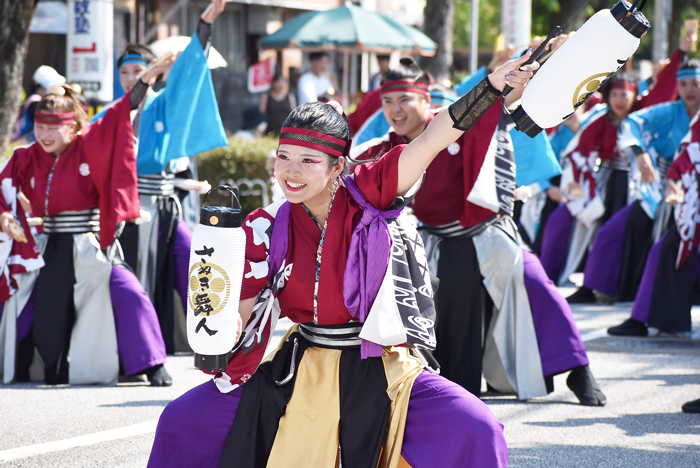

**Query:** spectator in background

left=297, top=51, right=334, bottom=104
left=259, top=73, right=296, bottom=135
left=13, top=65, right=66, bottom=142
left=369, top=54, right=392, bottom=91
left=233, top=106, right=268, bottom=141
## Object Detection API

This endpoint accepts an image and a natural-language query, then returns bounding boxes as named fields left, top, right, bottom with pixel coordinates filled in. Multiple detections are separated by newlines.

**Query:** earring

left=328, top=177, right=338, bottom=195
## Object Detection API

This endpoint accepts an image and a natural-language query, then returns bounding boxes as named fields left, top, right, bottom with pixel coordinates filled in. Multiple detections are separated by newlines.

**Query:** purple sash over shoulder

left=341, top=175, right=403, bottom=358
left=268, top=201, right=291, bottom=284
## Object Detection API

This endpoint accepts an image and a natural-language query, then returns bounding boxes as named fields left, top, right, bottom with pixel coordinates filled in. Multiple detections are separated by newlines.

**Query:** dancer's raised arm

left=396, top=50, right=538, bottom=195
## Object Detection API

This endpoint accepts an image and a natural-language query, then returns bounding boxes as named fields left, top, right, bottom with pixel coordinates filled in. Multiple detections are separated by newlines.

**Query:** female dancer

left=608, top=108, right=700, bottom=336
left=351, top=57, right=604, bottom=405
left=101, top=0, right=229, bottom=353
left=575, top=59, right=700, bottom=307
left=147, top=50, right=538, bottom=468
left=0, top=73, right=170, bottom=385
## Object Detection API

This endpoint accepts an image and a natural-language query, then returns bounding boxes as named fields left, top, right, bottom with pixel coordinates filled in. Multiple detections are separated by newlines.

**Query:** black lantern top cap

left=611, top=0, right=650, bottom=39
left=200, top=185, right=243, bottom=228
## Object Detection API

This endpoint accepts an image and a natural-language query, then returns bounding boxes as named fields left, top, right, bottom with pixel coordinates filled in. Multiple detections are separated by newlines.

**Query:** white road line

left=581, top=328, right=610, bottom=342
left=0, top=421, right=158, bottom=462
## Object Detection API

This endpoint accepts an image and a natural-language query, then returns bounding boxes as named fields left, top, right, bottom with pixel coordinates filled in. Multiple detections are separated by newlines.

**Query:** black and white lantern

left=512, top=0, right=650, bottom=137
left=187, top=186, right=246, bottom=372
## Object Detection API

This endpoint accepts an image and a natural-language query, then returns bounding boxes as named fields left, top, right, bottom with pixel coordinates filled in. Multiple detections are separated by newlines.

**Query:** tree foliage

left=422, top=0, right=457, bottom=82
left=452, top=0, right=698, bottom=63
left=0, top=0, right=37, bottom=157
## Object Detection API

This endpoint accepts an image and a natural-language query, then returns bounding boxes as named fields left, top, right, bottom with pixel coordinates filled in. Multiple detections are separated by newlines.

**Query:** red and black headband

left=279, top=127, right=348, bottom=158
left=380, top=80, right=430, bottom=96
left=34, top=111, right=76, bottom=126
left=609, top=80, right=637, bottom=93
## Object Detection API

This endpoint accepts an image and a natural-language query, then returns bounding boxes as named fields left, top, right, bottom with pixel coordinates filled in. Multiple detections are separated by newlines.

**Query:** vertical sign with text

left=67, top=0, right=114, bottom=102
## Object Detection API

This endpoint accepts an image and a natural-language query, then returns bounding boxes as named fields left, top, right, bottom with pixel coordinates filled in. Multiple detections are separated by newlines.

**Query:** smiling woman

left=0, top=80, right=174, bottom=387
left=148, top=51, right=538, bottom=468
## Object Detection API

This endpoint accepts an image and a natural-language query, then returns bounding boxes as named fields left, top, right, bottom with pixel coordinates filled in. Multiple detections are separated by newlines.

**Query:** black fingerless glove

left=448, top=77, right=501, bottom=131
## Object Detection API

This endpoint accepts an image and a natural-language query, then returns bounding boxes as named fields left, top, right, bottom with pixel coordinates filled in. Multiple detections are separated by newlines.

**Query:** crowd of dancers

left=0, top=0, right=699, bottom=465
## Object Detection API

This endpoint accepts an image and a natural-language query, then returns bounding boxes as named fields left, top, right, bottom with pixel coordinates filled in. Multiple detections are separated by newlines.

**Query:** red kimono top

left=354, top=102, right=503, bottom=228
left=347, top=89, right=382, bottom=136
left=214, top=149, right=401, bottom=388
left=665, top=115, right=700, bottom=267
left=241, top=148, right=401, bottom=324
left=0, top=93, right=139, bottom=250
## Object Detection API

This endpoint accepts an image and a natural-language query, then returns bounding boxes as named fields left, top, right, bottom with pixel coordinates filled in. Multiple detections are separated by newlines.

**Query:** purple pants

left=172, top=221, right=192, bottom=313
left=583, top=203, right=632, bottom=296
left=148, top=372, right=509, bottom=468
left=522, top=250, right=589, bottom=376
left=9, top=266, right=166, bottom=377
left=110, top=266, right=167, bottom=375
left=539, top=205, right=574, bottom=282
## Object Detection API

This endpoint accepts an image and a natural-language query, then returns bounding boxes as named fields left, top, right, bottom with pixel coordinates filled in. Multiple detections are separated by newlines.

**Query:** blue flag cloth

left=454, top=67, right=487, bottom=97
left=549, top=124, right=575, bottom=162
left=94, top=32, right=228, bottom=175
left=510, top=129, right=561, bottom=187
left=626, top=100, right=690, bottom=161
left=352, top=108, right=391, bottom=149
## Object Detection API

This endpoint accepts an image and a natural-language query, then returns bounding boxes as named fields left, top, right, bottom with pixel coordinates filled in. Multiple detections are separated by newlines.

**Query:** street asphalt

left=1, top=287, right=699, bottom=467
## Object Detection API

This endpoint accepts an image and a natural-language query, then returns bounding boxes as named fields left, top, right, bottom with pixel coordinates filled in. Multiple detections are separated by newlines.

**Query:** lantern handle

left=631, top=0, right=647, bottom=11
left=201, top=185, right=242, bottom=210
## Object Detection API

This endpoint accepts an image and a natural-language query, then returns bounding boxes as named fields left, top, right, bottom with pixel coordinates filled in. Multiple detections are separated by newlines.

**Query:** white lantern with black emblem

left=512, top=0, right=650, bottom=137
left=187, top=186, right=246, bottom=371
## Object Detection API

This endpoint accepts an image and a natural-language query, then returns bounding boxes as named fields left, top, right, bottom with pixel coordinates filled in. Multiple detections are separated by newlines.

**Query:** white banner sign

left=66, top=0, right=114, bottom=102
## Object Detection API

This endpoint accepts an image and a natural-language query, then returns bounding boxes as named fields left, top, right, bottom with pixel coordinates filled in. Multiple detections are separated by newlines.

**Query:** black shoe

left=594, top=291, right=615, bottom=305
left=566, top=287, right=596, bottom=304
left=145, top=364, right=173, bottom=387
left=566, top=365, right=607, bottom=406
left=607, top=318, right=648, bottom=336
left=682, top=398, right=700, bottom=413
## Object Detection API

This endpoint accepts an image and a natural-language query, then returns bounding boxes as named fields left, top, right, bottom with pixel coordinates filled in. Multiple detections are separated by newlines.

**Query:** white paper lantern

left=512, top=0, right=649, bottom=137
left=186, top=188, right=246, bottom=371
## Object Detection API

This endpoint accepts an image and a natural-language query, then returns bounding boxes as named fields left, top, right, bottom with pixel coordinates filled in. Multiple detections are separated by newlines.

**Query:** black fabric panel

left=616, top=201, right=654, bottom=301
left=221, top=335, right=309, bottom=468
left=648, top=229, right=695, bottom=332
left=33, top=234, right=76, bottom=385
left=119, top=222, right=139, bottom=273
left=174, top=168, right=194, bottom=203
left=221, top=335, right=394, bottom=468
left=433, top=236, right=486, bottom=397
left=602, top=169, right=629, bottom=224
left=154, top=198, right=178, bottom=353
left=512, top=200, right=523, bottom=226
left=532, top=191, right=560, bottom=256
left=338, top=350, right=391, bottom=468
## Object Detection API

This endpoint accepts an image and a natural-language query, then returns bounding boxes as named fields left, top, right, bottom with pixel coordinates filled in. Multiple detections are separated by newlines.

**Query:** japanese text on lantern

left=189, top=245, right=231, bottom=336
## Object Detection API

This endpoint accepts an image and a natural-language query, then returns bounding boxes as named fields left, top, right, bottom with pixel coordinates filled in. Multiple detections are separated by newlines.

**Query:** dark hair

left=380, top=56, right=430, bottom=86
left=272, top=72, right=285, bottom=82
left=600, top=71, right=638, bottom=102
left=309, top=51, right=328, bottom=62
left=36, top=84, right=89, bottom=131
left=117, top=44, right=156, bottom=68
left=282, top=102, right=350, bottom=169
left=377, top=54, right=391, bottom=61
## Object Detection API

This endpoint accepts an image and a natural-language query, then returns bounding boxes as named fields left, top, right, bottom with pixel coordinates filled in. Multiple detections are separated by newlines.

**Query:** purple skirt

left=148, top=371, right=509, bottom=468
